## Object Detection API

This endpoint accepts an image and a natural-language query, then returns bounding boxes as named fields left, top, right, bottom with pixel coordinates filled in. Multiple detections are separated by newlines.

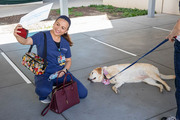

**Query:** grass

left=53, top=4, right=149, bottom=18
left=55, top=7, right=83, bottom=17
left=69, top=8, right=83, bottom=16
left=89, top=5, right=148, bottom=17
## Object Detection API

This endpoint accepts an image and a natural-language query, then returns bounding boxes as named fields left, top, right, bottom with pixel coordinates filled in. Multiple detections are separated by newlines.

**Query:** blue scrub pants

left=175, top=40, right=180, bottom=120
left=34, top=71, right=88, bottom=100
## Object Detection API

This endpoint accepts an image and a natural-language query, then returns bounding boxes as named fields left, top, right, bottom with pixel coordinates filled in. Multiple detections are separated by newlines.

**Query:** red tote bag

left=41, top=71, right=80, bottom=116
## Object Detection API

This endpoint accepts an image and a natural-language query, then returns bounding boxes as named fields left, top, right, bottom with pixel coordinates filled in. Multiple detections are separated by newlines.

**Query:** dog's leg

left=149, top=74, right=171, bottom=91
left=112, top=82, right=124, bottom=94
left=143, top=78, right=164, bottom=92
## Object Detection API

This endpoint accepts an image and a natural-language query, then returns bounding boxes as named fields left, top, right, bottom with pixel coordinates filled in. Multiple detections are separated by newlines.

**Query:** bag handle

left=41, top=103, right=50, bottom=116
left=63, top=73, right=73, bottom=86
left=28, top=32, right=47, bottom=69
left=41, top=93, right=55, bottom=116
left=56, top=71, right=73, bottom=87
left=56, top=70, right=66, bottom=86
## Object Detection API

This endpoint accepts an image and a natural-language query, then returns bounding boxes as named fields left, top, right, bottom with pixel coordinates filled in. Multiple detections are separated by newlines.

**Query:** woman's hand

left=57, top=58, right=71, bottom=78
left=13, top=24, right=33, bottom=45
left=14, top=24, right=23, bottom=38
left=166, top=33, right=175, bottom=42
left=166, top=19, right=180, bottom=42
left=57, top=69, right=67, bottom=78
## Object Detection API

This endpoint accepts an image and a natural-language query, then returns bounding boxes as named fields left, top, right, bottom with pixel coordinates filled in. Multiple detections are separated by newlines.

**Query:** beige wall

left=163, top=0, right=179, bottom=14
left=103, top=0, right=180, bottom=15
left=103, top=0, right=148, bottom=9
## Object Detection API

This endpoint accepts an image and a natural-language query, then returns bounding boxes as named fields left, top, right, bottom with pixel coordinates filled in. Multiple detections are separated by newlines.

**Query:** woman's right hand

left=166, top=33, right=175, bottom=42
left=13, top=24, right=33, bottom=45
left=14, top=24, right=23, bottom=38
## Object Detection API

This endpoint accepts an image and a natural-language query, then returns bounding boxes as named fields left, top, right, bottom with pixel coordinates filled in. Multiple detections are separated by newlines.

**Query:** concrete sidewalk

left=0, top=13, right=179, bottom=120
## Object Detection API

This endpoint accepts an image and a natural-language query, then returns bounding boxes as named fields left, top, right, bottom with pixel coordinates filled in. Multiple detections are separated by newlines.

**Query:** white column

left=59, top=0, right=69, bottom=16
left=148, top=0, right=156, bottom=18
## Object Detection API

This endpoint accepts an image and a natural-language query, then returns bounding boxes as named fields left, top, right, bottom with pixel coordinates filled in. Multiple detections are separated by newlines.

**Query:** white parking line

left=1, top=52, right=32, bottom=84
left=153, top=27, right=171, bottom=32
left=90, top=37, right=137, bottom=56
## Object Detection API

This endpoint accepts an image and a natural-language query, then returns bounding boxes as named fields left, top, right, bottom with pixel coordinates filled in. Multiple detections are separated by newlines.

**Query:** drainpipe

left=148, top=0, right=156, bottom=18
left=59, top=0, right=69, bottom=16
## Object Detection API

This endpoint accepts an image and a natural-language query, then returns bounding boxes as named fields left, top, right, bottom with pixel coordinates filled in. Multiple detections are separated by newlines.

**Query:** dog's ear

left=95, top=67, right=102, bottom=75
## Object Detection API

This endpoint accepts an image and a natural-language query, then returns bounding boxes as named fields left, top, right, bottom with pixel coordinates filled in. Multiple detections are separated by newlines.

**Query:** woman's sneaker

left=161, top=116, right=176, bottom=120
left=40, top=96, right=51, bottom=104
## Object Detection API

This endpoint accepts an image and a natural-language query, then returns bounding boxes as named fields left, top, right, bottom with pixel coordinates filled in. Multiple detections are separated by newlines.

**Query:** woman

left=14, top=15, right=88, bottom=103
left=161, top=19, right=180, bottom=120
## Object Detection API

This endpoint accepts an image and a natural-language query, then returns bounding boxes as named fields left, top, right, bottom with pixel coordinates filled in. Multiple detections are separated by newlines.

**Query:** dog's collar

left=102, top=68, right=110, bottom=85
left=103, top=69, right=109, bottom=76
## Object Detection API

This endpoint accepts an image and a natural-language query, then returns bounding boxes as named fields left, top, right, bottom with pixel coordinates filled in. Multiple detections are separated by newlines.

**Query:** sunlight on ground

left=0, top=14, right=113, bottom=45
left=69, top=14, right=113, bottom=34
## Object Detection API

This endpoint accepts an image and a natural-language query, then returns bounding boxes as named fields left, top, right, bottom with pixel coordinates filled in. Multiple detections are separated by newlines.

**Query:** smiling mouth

left=87, top=77, right=96, bottom=83
left=55, top=30, right=60, bottom=34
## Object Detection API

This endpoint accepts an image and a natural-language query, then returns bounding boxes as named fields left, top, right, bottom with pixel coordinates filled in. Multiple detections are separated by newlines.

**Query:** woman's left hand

left=57, top=69, right=66, bottom=78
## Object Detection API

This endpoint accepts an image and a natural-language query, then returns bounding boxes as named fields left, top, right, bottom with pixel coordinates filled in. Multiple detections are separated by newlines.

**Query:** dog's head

left=88, top=67, right=104, bottom=83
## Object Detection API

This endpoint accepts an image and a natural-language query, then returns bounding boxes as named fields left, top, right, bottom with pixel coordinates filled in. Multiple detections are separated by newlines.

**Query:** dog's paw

left=159, top=84, right=163, bottom=93
left=112, top=86, right=119, bottom=94
left=166, top=86, right=171, bottom=92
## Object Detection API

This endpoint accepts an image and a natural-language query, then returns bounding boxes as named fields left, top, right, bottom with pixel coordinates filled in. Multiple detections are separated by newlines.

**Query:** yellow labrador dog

left=88, top=63, right=175, bottom=93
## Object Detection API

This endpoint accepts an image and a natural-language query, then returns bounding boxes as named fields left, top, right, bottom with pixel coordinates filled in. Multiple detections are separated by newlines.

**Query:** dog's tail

left=160, top=73, right=175, bottom=80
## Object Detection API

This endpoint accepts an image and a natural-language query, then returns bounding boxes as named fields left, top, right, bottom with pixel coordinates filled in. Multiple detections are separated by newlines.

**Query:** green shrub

left=88, top=5, right=148, bottom=17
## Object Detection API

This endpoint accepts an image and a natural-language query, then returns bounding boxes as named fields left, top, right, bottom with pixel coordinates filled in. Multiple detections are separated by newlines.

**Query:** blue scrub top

left=31, top=31, right=71, bottom=74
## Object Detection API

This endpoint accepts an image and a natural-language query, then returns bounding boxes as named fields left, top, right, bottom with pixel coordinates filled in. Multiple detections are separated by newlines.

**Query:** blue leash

left=109, top=39, right=169, bottom=80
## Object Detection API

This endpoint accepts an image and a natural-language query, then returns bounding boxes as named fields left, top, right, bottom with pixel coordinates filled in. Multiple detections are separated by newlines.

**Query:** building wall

left=103, top=0, right=180, bottom=15
left=162, top=0, right=179, bottom=14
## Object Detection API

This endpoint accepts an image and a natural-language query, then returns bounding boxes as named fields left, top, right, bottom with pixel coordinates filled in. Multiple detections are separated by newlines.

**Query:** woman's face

left=53, top=18, right=69, bottom=36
